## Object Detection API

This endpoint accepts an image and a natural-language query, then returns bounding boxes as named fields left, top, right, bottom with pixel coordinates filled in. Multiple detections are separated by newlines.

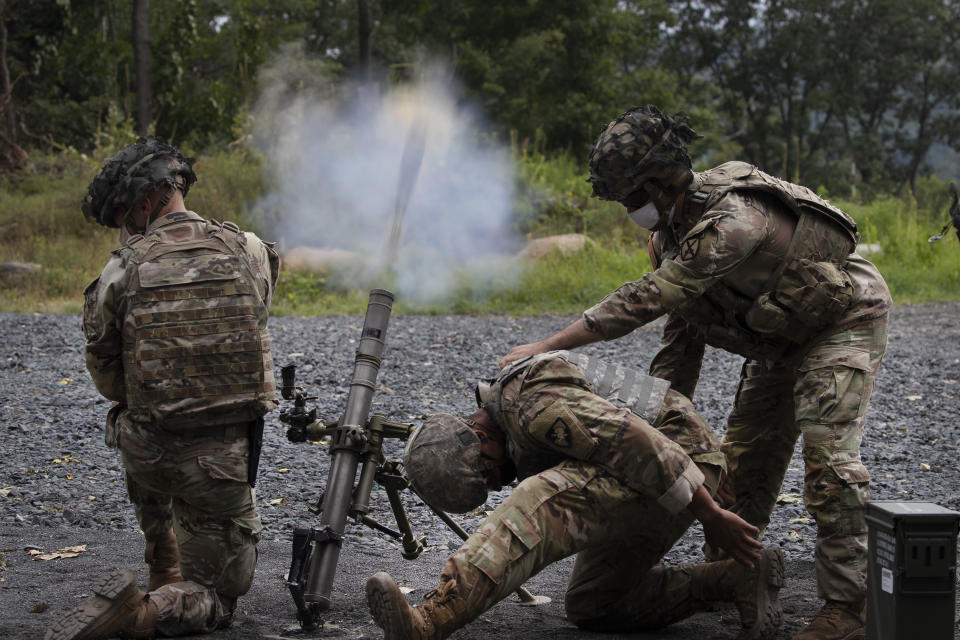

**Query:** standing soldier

left=501, top=106, right=891, bottom=640
left=46, top=137, right=279, bottom=640
left=367, top=351, right=785, bottom=640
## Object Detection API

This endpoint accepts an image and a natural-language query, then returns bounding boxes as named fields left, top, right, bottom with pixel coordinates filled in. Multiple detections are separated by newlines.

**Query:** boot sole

left=366, top=572, right=415, bottom=640
left=738, top=547, right=785, bottom=640
left=44, top=570, right=140, bottom=640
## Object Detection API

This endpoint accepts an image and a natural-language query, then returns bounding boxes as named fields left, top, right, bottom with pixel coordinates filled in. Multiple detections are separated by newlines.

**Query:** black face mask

left=618, top=188, right=650, bottom=209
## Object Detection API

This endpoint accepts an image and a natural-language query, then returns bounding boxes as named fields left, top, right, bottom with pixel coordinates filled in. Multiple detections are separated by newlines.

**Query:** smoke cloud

left=251, top=47, right=521, bottom=303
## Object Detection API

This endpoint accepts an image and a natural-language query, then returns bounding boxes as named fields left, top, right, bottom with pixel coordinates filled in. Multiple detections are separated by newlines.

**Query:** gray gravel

left=1, top=304, right=958, bottom=639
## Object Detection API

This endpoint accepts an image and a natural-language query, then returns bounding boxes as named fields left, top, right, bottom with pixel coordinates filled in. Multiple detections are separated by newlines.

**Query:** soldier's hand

left=715, top=472, right=736, bottom=507
left=701, top=509, right=763, bottom=568
left=499, top=342, right=547, bottom=369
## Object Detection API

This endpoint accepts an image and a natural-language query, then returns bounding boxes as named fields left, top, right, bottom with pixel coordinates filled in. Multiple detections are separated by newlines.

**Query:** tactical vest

left=120, top=218, right=276, bottom=431
left=476, top=350, right=670, bottom=427
left=651, top=162, right=860, bottom=359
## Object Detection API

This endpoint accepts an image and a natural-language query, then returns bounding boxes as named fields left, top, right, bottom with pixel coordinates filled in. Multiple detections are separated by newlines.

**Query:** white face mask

left=626, top=202, right=662, bottom=230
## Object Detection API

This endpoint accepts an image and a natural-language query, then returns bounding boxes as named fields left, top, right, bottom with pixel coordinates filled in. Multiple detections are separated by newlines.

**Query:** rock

left=281, top=246, right=360, bottom=272
left=517, top=233, right=593, bottom=260
left=0, top=262, right=42, bottom=274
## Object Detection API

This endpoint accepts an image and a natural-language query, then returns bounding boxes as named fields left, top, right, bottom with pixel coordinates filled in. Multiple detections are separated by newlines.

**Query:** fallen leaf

left=788, top=531, right=803, bottom=540
left=57, top=378, right=72, bottom=385
left=906, top=395, right=922, bottom=401
left=277, top=468, right=289, bottom=473
left=268, top=498, right=285, bottom=505
left=920, top=463, right=931, bottom=471
left=789, top=517, right=812, bottom=524
left=29, top=545, right=87, bottom=561
left=399, top=586, right=414, bottom=594
left=0, top=488, right=11, bottom=497
left=777, top=493, right=802, bottom=504
left=29, top=601, right=49, bottom=613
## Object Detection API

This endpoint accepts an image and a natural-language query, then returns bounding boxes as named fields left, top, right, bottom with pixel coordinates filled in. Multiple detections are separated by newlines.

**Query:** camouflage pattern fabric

left=404, top=414, right=489, bottom=513
left=587, top=105, right=699, bottom=205
left=721, top=319, right=887, bottom=601
left=116, top=212, right=277, bottom=429
left=581, top=172, right=891, bottom=601
left=82, top=210, right=278, bottom=634
left=426, top=354, right=728, bottom=627
left=122, top=417, right=261, bottom=634
left=82, top=137, right=197, bottom=228
left=494, top=356, right=724, bottom=515
left=440, top=461, right=722, bottom=629
left=83, top=210, right=279, bottom=434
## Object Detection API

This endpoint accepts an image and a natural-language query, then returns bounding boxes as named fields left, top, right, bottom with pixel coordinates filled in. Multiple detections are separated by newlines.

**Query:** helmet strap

left=146, top=185, right=175, bottom=229
left=119, top=208, right=146, bottom=236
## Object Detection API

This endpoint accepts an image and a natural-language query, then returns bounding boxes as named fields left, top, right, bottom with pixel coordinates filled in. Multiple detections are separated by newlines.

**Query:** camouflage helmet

left=587, top=105, right=700, bottom=209
left=82, top=137, right=197, bottom=227
left=403, top=413, right=489, bottom=513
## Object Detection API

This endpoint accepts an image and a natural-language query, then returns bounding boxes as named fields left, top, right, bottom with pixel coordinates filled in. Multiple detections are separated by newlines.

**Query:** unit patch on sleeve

left=546, top=417, right=572, bottom=448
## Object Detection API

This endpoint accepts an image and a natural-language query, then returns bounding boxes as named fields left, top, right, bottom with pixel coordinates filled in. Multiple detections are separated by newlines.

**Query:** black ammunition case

left=866, top=501, right=960, bottom=640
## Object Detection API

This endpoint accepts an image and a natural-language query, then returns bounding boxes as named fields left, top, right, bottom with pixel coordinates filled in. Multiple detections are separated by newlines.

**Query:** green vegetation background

left=1, top=146, right=957, bottom=316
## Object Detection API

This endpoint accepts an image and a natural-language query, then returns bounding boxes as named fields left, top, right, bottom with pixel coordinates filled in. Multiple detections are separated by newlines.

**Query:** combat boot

left=366, top=571, right=468, bottom=640
left=144, top=528, right=182, bottom=591
left=792, top=600, right=865, bottom=640
left=690, top=546, right=785, bottom=640
left=45, top=569, right=159, bottom=640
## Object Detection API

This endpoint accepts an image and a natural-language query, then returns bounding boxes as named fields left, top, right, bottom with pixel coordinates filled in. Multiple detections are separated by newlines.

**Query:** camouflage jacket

left=83, top=211, right=279, bottom=440
left=489, top=354, right=723, bottom=515
left=583, top=162, right=891, bottom=397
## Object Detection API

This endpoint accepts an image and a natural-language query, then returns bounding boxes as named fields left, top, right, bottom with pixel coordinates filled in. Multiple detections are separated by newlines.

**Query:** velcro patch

left=546, top=418, right=573, bottom=448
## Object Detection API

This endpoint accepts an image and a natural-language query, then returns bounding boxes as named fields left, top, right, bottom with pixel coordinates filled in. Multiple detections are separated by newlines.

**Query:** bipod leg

left=384, top=483, right=425, bottom=560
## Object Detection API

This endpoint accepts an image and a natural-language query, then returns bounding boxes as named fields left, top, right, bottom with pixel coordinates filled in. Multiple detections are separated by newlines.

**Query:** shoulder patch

left=679, top=233, right=703, bottom=261
left=545, top=417, right=573, bottom=448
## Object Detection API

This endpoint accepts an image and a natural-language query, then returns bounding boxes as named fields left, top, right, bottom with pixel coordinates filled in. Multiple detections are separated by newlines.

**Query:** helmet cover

left=403, top=413, right=489, bottom=513
left=82, top=137, right=197, bottom=227
left=587, top=105, right=700, bottom=203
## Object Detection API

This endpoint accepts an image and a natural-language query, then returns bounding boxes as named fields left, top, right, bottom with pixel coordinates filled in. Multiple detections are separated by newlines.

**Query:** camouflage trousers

left=119, top=418, right=261, bottom=636
left=439, top=461, right=721, bottom=630
left=722, top=316, right=888, bottom=601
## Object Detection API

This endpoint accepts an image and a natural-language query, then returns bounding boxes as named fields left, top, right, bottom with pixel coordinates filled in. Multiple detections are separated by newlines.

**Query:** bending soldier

left=501, top=106, right=891, bottom=640
left=47, top=138, right=279, bottom=640
left=366, top=351, right=785, bottom=640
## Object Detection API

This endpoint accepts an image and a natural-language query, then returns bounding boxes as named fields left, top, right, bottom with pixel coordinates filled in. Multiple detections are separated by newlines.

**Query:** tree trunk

left=357, top=0, right=372, bottom=83
left=0, top=9, right=15, bottom=144
left=132, top=0, right=151, bottom=136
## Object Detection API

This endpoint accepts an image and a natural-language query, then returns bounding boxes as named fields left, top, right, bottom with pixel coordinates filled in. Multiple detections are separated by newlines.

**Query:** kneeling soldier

left=366, top=351, right=785, bottom=640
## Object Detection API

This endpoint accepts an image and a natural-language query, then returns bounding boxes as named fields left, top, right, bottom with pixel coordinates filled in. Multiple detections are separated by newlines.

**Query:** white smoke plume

left=251, top=46, right=521, bottom=303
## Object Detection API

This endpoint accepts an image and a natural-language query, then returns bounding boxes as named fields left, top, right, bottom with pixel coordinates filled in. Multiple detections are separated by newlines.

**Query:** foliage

left=1, top=0, right=958, bottom=197
left=837, top=189, right=960, bottom=303
left=2, top=149, right=956, bottom=316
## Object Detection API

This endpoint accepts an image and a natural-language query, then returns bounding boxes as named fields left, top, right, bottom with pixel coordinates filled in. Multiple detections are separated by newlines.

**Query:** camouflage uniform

left=83, top=210, right=279, bottom=634
left=438, top=354, right=728, bottom=629
left=582, top=162, right=891, bottom=602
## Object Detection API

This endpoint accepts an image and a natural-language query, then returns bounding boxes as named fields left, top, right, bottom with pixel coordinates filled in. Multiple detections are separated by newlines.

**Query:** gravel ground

left=0, top=303, right=958, bottom=639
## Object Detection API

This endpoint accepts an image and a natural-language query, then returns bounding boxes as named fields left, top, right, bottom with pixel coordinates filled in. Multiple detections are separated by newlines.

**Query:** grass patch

left=838, top=196, right=960, bottom=303
left=0, top=147, right=956, bottom=315
left=270, top=244, right=649, bottom=316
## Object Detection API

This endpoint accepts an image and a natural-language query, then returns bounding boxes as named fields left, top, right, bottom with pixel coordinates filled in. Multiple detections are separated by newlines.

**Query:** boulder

left=0, top=262, right=42, bottom=275
left=517, top=233, right=592, bottom=260
left=281, top=247, right=360, bottom=272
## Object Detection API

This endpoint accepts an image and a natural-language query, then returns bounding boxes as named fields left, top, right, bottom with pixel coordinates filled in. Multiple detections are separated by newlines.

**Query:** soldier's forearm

left=543, top=318, right=600, bottom=351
